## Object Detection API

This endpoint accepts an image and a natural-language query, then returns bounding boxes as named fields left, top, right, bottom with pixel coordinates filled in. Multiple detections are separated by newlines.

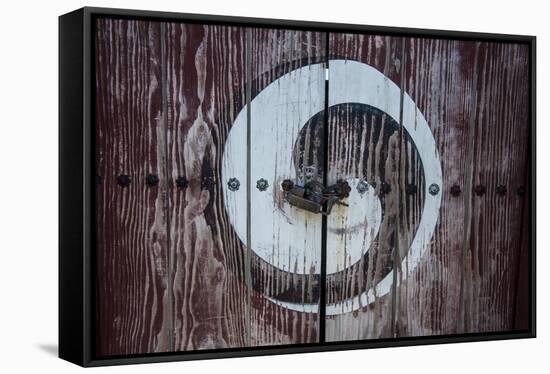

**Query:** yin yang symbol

left=222, top=60, right=442, bottom=315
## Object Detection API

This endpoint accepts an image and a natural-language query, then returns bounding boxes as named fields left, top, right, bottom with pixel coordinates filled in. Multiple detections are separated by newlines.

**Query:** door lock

left=281, top=179, right=351, bottom=215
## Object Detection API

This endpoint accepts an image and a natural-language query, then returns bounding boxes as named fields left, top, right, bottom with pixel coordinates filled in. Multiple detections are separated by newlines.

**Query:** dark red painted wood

left=163, top=22, right=250, bottom=351
left=462, top=42, right=530, bottom=333
left=513, top=181, right=530, bottom=331
left=94, top=18, right=532, bottom=354
left=94, top=18, right=171, bottom=355
left=394, top=38, right=478, bottom=337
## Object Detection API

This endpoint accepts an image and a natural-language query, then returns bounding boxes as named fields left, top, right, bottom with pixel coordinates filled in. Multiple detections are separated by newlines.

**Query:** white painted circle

left=222, top=60, right=442, bottom=314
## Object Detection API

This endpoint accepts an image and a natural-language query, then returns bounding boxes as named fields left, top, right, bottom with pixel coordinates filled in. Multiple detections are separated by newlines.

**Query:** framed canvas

left=59, top=6, right=536, bottom=367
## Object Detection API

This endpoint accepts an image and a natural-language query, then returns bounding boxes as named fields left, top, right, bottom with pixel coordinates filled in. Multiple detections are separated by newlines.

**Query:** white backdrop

left=0, top=0, right=545, bottom=372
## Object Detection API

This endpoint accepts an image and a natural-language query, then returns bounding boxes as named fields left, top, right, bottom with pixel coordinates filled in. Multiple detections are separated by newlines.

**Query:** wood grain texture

left=164, top=23, right=250, bottom=351
left=94, top=18, right=532, bottom=354
left=462, top=42, right=530, bottom=333
left=513, top=180, right=530, bottom=331
left=393, top=38, right=478, bottom=337
left=326, top=33, right=403, bottom=341
left=249, top=28, right=326, bottom=346
left=94, top=18, right=171, bottom=355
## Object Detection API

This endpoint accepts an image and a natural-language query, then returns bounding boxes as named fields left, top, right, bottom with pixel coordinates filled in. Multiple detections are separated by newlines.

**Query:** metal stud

left=227, top=177, right=240, bottom=191
left=474, top=184, right=487, bottom=196
left=175, top=176, right=188, bottom=189
left=145, top=174, right=159, bottom=187
left=405, top=184, right=417, bottom=195
left=117, top=174, right=131, bottom=187
left=428, top=183, right=440, bottom=195
left=336, top=179, right=352, bottom=198
left=202, top=177, right=216, bottom=189
left=304, top=166, right=316, bottom=181
left=357, top=179, right=369, bottom=194
left=450, top=184, right=461, bottom=197
left=256, top=178, right=269, bottom=191
left=496, top=184, right=507, bottom=196
left=380, top=182, right=391, bottom=195
left=281, top=179, right=294, bottom=192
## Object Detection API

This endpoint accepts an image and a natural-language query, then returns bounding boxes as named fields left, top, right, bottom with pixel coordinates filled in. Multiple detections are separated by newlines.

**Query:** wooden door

left=95, top=18, right=326, bottom=354
left=324, top=34, right=530, bottom=341
left=94, top=16, right=531, bottom=356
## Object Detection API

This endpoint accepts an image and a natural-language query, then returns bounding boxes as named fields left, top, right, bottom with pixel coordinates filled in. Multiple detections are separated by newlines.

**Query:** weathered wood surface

left=325, top=35, right=530, bottom=341
left=514, top=180, right=530, bottom=331
left=163, top=23, right=250, bottom=350
left=393, top=38, right=478, bottom=337
left=94, top=18, right=531, bottom=354
left=462, top=42, right=530, bottom=333
left=249, top=28, right=326, bottom=346
left=94, top=18, right=171, bottom=355
left=326, top=33, right=403, bottom=341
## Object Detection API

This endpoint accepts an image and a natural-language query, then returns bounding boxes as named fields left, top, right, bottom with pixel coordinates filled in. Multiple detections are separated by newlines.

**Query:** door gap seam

left=159, top=22, right=174, bottom=352
left=319, top=31, right=330, bottom=344
left=245, top=27, right=253, bottom=348
left=390, top=38, right=407, bottom=338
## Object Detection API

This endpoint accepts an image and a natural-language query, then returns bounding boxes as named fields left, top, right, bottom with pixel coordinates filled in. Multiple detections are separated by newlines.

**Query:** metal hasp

left=281, top=179, right=351, bottom=215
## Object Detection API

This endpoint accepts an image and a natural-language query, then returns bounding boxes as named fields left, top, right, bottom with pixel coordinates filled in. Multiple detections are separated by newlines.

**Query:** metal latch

left=281, top=179, right=351, bottom=215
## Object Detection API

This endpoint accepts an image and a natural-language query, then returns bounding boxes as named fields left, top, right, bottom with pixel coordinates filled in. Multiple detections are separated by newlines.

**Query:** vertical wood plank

left=164, top=23, right=250, bottom=351
left=326, top=33, right=403, bottom=341
left=94, top=18, right=171, bottom=355
left=393, top=38, right=478, bottom=336
left=249, top=28, right=326, bottom=345
left=513, top=180, right=530, bottom=330
left=463, top=42, right=530, bottom=333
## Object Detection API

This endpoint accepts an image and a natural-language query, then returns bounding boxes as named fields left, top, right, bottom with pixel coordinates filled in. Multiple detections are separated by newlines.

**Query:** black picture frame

left=59, top=6, right=536, bottom=367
